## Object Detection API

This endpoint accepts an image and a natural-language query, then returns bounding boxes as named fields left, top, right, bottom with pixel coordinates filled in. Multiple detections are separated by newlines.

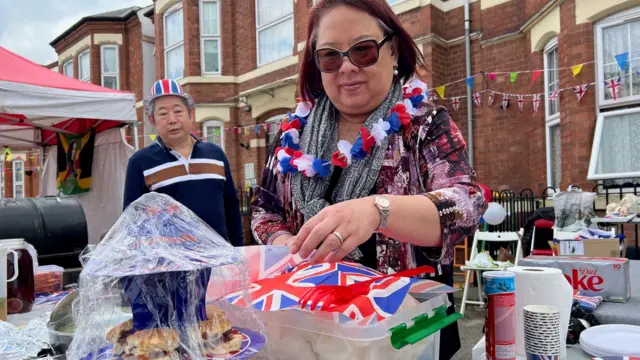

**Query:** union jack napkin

left=224, top=260, right=456, bottom=323
left=591, top=357, right=640, bottom=360
left=573, top=290, right=603, bottom=312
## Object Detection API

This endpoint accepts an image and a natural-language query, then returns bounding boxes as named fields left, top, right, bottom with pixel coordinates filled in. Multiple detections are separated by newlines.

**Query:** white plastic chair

left=459, top=230, right=522, bottom=315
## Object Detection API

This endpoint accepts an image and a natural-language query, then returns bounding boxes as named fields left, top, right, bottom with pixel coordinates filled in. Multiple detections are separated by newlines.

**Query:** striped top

left=123, top=135, right=244, bottom=246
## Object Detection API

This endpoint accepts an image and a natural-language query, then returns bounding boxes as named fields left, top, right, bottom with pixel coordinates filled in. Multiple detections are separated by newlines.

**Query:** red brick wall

left=1, top=153, right=40, bottom=198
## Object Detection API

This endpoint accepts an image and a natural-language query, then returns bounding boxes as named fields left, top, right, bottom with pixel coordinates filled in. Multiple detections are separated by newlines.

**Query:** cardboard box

left=548, top=239, right=624, bottom=258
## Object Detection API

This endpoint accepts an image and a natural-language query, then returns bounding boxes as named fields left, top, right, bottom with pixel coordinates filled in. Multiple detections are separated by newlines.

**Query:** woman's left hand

left=289, top=197, right=380, bottom=263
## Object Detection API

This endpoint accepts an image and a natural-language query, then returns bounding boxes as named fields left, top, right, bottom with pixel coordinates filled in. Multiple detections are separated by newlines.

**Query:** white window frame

left=164, top=3, right=185, bottom=80
left=265, top=114, right=286, bottom=146
left=63, top=60, right=73, bottom=78
left=101, top=45, right=119, bottom=89
left=588, top=107, right=640, bottom=180
left=203, top=119, right=225, bottom=151
left=12, top=160, right=24, bottom=199
left=543, top=38, right=561, bottom=189
left=200, top=0, right=222, bottom=75
left=595, top=6, right=640, bottom=108
left=255, top=0, right=294, bottom=66
left=78, top=49, right=90, bottom=82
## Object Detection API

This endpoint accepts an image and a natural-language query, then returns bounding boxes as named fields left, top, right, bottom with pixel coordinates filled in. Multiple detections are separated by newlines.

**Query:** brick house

left=1, top=151, right=40, bottom=199
left=50, top=5, right=157, bottom=147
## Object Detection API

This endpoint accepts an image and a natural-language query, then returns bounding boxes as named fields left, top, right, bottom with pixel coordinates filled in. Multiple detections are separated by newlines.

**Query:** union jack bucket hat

left=143, top=79, right=194, bottom=115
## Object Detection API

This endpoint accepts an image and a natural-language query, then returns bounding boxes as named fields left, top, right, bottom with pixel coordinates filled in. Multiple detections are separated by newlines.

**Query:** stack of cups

left=523, top=305, right=561, bottom=360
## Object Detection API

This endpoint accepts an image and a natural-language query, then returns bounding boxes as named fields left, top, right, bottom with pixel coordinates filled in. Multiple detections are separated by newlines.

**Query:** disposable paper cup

left=523, top=305, right=561, bottom=358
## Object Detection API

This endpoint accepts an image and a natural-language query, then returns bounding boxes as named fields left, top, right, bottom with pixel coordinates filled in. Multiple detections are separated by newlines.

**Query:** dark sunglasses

left=314, top=35, right=394, bottom=73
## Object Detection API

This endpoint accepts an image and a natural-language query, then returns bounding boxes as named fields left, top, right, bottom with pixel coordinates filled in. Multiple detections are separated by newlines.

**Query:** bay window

left=200, top=0, right=221, bottom=74
left=164, top=3, right=185, bottom=79
left=589, top=7, right=640, bottom=185
left=203, top=120, right=225, bottom=151
left=12, top=160, right=24, bottom=199
left=63, top=60, right=73, bottom=78
left=256, top=0, right=294, bottom=66
left=78, top=50, right=90, bottom=82
left=101, top=45, right=119, bottom=90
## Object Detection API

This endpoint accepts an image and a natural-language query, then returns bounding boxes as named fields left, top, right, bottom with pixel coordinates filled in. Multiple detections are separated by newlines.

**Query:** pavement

left=451, top=281, right=484, bottom=360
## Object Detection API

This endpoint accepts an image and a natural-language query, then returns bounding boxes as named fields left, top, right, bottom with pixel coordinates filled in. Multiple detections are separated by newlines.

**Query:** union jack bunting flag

left=573, top=290, right=603, bottom=312
left=605, top=76, right=622, bottom=101
left=473, top=92, right=482, bottom=107
left=501, top=93, right=509, bottom=111
left=516, top=95, right=525, bottom=113
left=549, top=90, right=560, bottom=101
left=487, top=91, right=496, bottom=107
left=451, top=97, right=461, bottom=112
left=532, top=94, right=541, bottom=113
left=574, top=84, right=588, bottom=103
left=224, top=261, right=455, bottom=323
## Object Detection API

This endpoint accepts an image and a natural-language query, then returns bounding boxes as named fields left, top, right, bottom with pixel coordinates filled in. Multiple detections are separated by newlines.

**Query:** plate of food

left=81, top=306, right=265, bottom=360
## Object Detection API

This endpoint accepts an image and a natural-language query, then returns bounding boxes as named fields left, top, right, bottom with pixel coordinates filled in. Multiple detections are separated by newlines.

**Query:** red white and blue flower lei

left=275, top=79, right=430, bottom=177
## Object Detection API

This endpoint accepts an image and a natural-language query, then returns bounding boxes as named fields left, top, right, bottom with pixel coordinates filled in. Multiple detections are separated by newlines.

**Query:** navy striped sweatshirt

left=123, top=136, right=244, bottom=246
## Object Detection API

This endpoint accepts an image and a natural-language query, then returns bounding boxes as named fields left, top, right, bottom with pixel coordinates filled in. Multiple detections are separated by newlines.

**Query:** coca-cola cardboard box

left=519, top=256, right=631, bottom=303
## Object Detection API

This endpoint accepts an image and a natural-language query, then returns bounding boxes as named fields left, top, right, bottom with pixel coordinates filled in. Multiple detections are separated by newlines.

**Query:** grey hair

left=147, top=96, right=193, bottom=120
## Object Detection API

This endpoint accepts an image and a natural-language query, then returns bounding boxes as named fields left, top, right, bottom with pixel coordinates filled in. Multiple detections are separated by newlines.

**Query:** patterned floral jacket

left=251, top=103, right=486, bottom=274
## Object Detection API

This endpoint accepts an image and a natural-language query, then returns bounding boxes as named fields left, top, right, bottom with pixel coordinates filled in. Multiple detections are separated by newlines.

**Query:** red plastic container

left=3, top=239, right=36, bottom=314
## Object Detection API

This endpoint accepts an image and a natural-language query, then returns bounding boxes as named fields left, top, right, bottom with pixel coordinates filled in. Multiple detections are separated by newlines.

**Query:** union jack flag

left=516, top=95, right=525, bottom=113
left=532, top=94, right=541, bottom=113
left=605, top=76, right=622, bottom=101
left=574, top=84, right=588, bottom=103
left=549, top=90, right=560, bottom=101
left=487, top=91, right=496, bottom=107
left=451, top=97, right=461, bottom=112
left=224, top=261, right=448, bottom=322
left=473, top=92, right=482, bottom=107
left=501, top=93, right=509, bottom=111
left=573, top=290, right=602, bottom=312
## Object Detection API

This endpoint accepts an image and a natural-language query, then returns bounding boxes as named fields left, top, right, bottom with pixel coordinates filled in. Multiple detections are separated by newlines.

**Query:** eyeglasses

left=314, top=35, right=394, bottom=73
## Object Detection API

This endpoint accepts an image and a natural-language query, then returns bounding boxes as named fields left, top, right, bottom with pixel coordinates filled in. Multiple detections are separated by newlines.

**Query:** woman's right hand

left=272, top=234, right=295, bottom=247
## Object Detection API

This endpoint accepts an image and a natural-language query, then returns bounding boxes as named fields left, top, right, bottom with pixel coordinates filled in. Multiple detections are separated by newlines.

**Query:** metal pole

left=133, top=123, right=140, bottom=151
left=464, top=0, right=473, bottom=167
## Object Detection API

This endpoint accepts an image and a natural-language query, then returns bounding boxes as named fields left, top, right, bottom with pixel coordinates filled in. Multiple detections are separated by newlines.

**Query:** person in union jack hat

left=122, top=79, right=244, bottom=246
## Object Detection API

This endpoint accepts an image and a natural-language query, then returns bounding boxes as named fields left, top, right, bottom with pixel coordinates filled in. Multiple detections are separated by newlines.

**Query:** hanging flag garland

left=516, top=95, right=525, bottom=113
left=2, top=146, right=12, bottom=161
left=574, top=84, right=588, bottom=103
left=605, top=76, right=622, bottom=100
left=451, top=97, right=461, bottom=112
left=532, top=94, right=541, bottom=113
left=473, top=92, right=482, bottom=107
left=274, top=79, right=429, bottom=178
left=501, top=93, right=509, bottom=111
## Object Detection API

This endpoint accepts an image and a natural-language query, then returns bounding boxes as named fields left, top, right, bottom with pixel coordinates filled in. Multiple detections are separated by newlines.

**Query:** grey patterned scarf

left=291, top=82, right=403, bottom=222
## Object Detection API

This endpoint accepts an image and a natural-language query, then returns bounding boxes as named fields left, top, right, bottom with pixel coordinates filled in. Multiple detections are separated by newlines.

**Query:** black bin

left=0, top=196, right=88, bottom=269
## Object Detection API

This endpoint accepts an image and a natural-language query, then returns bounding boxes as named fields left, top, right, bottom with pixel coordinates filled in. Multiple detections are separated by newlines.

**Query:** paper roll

left=507, top=266, right=573, bottom=359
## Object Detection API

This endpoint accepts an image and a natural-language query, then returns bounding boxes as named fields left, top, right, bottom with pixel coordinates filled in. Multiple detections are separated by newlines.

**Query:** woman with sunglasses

left=251, top=0, right=486, bottom=358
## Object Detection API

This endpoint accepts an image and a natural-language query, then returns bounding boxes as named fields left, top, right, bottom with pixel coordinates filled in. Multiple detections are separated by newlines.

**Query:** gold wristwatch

left=374, top=195, right=391, bottom=232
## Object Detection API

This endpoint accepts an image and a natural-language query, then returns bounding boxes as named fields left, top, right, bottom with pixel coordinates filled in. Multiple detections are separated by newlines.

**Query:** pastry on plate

left=106, top=319, right=133, bottom=355
left=201, top=305, right=243, bottom=354
left=123, top=328, right=180, bottom=360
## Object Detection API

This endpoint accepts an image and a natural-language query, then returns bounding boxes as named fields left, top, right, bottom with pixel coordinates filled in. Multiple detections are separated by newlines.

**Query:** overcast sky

left=0, top=0, right=151, bottom=65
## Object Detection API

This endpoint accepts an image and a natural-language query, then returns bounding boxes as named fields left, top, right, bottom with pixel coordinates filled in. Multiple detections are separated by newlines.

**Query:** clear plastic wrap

left=66, top=192, right=267, bottom=360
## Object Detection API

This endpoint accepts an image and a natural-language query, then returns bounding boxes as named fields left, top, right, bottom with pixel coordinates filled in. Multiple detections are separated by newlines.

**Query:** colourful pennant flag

left=605, top=76, right=622, bottom=100
left=254, top=125, right=261, bottom=135
left=574, top=84, right=588, bottom=103
left=428, top=92, right=438, bottom=102
left=487, top=91, right=496, bottom=107
left=149, top=134, right=157, bottom=141
left=615, top=52, right=629, bottom=72
left=2, top=146, right=12, bottom=161
left=465, top=76, right=475, bottom=89
left=531, top=70, right=543, bottom=83
left=532, top=94, right=541, bottom=113
left=571, top=64, right=584, bottom=77
left=243, top=127, right=251, bottom=136
left=451, top=97, right=461, bottom=112
left=509, top=72, right=518, bottom=84
left=501, top=93, right=509, bottom=111
left=516, top=95, right=525, bottom=113
left=473, top=92, right=482, bottom=107
left=435, top=85, right=446, bottom=99
left=488, top=72, right=496, bottom=81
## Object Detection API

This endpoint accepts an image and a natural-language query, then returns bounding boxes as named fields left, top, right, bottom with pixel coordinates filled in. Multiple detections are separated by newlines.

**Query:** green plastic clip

left=388, top=305, right=463, bottom=350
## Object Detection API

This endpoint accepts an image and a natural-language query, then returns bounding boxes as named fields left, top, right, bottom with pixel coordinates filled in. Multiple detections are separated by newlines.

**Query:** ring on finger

left=332, top=231, right=344, bottom=244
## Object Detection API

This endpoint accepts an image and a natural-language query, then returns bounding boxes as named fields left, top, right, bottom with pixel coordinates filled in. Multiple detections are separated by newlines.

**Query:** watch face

left=376, top=196, right=391, bottom=208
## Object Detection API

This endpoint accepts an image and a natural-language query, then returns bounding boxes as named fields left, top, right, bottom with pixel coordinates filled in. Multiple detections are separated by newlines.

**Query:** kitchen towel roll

left=507, top=266, right=573, bottom=359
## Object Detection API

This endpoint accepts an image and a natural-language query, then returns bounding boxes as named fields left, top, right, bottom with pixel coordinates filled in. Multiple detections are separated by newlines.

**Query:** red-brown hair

left=297, top=0, right=425, bottom=102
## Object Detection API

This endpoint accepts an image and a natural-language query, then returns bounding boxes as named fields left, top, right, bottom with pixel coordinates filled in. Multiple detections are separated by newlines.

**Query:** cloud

left=0, top=0, right=150, bottom=65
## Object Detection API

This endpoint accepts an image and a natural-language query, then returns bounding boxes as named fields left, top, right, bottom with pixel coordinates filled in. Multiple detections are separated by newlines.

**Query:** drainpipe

left=464, top=0, right=473, bottom=167
left=133, top=123, right=140, bottom=151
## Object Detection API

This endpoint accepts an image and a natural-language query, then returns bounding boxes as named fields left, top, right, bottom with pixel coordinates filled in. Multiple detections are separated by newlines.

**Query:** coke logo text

left=564, top=268, right=604, bottom=292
